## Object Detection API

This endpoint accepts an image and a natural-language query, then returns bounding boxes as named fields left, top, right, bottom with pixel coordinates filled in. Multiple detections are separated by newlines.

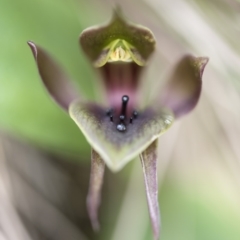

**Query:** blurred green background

left=0, top=0, right=104, bottom=157
left=0, top=0, right=240, bottom=239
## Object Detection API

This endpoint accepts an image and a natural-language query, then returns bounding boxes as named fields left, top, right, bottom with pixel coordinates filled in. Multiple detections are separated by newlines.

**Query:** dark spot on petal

left=117, top=123, right=126, bottom=132
left=133, top=110, right=138, bottom=118
left=106, top=108, right=112, bottom=116
left=122, top=95, right=129, bottom=103
left=119, top=115, right=125, bottom=121
left=130, top=117, right=133, bottom=124
left=121, top=95, right=129, bottom=117
left=107, top=95, right=140, bottom=131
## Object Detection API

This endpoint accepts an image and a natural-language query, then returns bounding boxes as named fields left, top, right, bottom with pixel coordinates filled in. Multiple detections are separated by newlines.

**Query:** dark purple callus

left=129, top=110, right=138, bottom=124
left=106, top=108, right=114, bottom=122
left=106, top=95, right=140, bottom=132
left=110, top=115, right=113, bottom=122
left=116, top=95, right=129, bottom=132
left=116, top=123, right=126, bottom=132
left=121, top=95, right=129, bottom=116
left=133, top=110, right=138, bottom=118
left=130, top=117, right=133, bottom=124
left=119, top=115, right=125, bottom=121
left=106, top=108, right=113, bottom=116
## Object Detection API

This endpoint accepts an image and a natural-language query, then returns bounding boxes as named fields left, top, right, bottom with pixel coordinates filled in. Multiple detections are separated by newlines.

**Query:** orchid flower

left=28, top=10, right=208, bottom=240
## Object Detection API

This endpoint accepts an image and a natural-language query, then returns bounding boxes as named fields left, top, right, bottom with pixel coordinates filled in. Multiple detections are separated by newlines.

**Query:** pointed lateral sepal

left=80, top=10, right=155, bottom=67
left=140, top=140, right=160, bottom=240
left=160, top=55, right=209, bottom=118
left=27, top=41, right=80, bottom=110
left=87, top=149, right=105, bottom=231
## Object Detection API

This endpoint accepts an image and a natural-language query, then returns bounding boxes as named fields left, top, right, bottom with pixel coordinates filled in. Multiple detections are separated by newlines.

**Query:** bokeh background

left=1, top=0, right=240, bottom=239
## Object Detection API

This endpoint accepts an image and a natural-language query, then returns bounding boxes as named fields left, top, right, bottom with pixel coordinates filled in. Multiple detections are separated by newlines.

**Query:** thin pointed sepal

left=27, top=41, right=80, bottom=110
left=140, top=140, right=160, bottom=240
left=87, top=149, right=105, bottom=231
left=160, top=55, right=209, bottom=118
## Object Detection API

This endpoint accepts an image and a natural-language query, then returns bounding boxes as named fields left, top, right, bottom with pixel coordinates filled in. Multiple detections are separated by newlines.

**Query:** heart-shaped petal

left=160, top=55, right=209, bottom=118
left=69, top=100, right=174, bottom=171
left=28, top=41, right=80, bottom=110
left=80, top=10, right=155, bottom=67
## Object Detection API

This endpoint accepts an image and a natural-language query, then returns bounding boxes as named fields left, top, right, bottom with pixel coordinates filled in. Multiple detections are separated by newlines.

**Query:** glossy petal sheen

left=160, top=55, right=209, bottom=118
left=87, top=149, right=105, bottom=231
left=69, top=100, right=174, bottom=171
left=28, top=41, right=80, bottom=110
left=80, top=11, right=155, bottom=66
left=140, top=140, right=160, bottom=240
